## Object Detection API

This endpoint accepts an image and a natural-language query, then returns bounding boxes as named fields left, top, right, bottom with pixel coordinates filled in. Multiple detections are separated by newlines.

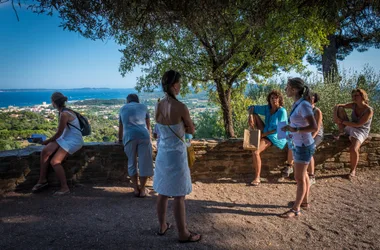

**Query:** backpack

left=61, top=108, right=91, bottom=136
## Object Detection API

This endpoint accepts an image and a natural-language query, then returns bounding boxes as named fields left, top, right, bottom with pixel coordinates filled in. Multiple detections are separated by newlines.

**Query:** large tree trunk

left=322, top=34, right=338, bottom=82
left=215, top=80, right=235, bottom=138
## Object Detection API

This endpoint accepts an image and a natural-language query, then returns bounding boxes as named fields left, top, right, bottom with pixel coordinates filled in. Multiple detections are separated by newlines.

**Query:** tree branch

left=12, top=0, right=20, bottom=22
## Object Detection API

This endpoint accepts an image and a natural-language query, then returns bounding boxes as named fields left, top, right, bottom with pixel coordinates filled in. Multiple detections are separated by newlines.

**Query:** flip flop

left=32, top=182, right=48, bottom=192
left=250, top=181, right=261, bottom=186
left=279, top=209, right=301, bottom=219
left=178, top=231, right=202, bottom=243
left=157, top=223, right=172, bottom=236
left=53, top=190, right=70, bottom=196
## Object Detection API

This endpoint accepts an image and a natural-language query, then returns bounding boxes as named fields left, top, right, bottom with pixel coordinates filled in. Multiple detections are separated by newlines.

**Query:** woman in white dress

left=32, top=92, right=83, bottom=195
left=153, top=70, right=201, bottom=243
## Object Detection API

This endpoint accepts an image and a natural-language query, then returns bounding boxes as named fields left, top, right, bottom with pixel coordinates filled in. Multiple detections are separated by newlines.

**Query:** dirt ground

left=1, top=168, right=380, bottom=250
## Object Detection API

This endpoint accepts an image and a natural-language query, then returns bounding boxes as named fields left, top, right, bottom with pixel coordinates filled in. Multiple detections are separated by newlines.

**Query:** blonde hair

left=352, top=88, right=369, bottom=104
left=51, top=92, right=68, bottom=108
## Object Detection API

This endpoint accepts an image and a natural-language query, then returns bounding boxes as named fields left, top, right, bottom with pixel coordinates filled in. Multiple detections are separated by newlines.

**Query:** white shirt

left=289, top=98, right=314, bottom=147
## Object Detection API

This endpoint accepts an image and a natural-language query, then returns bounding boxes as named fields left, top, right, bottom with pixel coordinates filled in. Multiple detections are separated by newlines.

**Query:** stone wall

left=1, top=134, right=379, bottom=194
left=190, top=134, right=380, bottom=180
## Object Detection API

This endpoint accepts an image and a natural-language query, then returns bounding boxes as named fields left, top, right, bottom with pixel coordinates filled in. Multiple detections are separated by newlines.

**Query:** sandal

left=288, top=201, right=310, bottom=210
left=53, top=190, right=70, bottom=196
left=32, top=182, right=48, bottom=192
left=157, top=223, right=172, bottom=236
left=179, top=231, right=202, bottom=243
left=279, top=209, right=301, bottom=218
left=250, top=180, right=261, bottom=186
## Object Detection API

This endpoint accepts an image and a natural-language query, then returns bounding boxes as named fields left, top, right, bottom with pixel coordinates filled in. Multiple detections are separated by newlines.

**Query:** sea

left=0, top=89, right=139, bottom=108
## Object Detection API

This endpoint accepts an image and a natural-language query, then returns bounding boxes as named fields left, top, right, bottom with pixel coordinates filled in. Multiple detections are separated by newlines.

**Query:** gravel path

left=1, top=168, right=380, bottom=249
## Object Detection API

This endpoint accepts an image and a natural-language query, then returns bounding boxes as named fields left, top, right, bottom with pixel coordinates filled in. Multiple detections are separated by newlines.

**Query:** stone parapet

left=1, top=134, right=379, bottom=194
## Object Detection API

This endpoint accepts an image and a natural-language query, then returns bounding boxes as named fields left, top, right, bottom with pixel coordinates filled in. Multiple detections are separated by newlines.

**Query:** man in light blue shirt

left=119, top=94, right=153, bottom=198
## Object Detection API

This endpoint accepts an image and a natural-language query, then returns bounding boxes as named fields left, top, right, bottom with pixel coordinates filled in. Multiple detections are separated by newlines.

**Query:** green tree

left=23, top=0, right=333, bottom=137
left=306, top=67, right=380, bottom=133
left=195, top=111, right=224, bottom=139
left=307, top=1, right=380, bottom=80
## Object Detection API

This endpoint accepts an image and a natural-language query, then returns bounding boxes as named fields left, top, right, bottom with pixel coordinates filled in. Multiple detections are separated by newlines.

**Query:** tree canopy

left=8, top=0, right=336, bottom=137
left=307, top=0, right=380, bottom=79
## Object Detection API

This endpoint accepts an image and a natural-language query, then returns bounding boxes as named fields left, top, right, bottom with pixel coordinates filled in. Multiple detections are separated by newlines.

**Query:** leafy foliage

left=307, top=1, right=380, bottom=76
left=23, top=0, right=334, bottom=137
left=194, top=111, right=224, bottom=139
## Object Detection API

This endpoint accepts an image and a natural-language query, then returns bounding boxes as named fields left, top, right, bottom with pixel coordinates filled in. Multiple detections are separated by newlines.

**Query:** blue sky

left=1, top=2, right=380, bottom=89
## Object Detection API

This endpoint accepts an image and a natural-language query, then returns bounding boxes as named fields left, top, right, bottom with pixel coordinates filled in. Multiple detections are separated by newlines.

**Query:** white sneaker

left=281, top=165, right=293, bottom=177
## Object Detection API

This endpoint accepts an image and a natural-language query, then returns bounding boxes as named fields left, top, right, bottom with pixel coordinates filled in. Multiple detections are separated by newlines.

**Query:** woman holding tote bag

left=247, top=90, right=288, bottom=186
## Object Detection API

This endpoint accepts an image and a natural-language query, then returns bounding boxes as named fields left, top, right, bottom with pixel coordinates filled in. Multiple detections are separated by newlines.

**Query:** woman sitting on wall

left=333, top=88, right=373, bottom=179
left=248, top=90, right=288, bottom=186
left=32, top=92, right=84, bottom=195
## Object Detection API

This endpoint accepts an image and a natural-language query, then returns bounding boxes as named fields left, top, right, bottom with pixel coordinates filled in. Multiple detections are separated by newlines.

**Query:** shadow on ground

left=1, top=169, right=380, bottom=249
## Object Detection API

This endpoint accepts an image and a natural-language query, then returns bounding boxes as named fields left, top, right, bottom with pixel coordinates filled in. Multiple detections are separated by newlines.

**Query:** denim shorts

left=292, top=143, right=316, bottom=164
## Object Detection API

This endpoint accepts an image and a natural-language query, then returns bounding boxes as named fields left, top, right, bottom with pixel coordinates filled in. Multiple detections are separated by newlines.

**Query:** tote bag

left=243, top=128, right=261, bottom=150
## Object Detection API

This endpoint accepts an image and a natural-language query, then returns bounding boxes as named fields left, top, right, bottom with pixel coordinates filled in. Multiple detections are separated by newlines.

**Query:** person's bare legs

left=287, top=149, right=294, bottom=166
left=293, top=162, right=309, bottom=211
left=139, top=176, right=148, bottom=197
left=301, top=169, right=311, bottom=204
left=333, top=106, right=349, bottom=133
left=174, top=196, right=201, bottom=241
left=130, top=174, right=140, bottom=196
left=251, top=139, right=272, bottom=185
left=157, top=194, right=169, bottom=233
left=250, top=114, right=265, bottom=131
left=50, top=147, right=69, bottom=192
left=308, top=156, right=315, bottom=176
left=37, top=142, right=59, bottom=184
left=349, top=138, right=361, bottom=177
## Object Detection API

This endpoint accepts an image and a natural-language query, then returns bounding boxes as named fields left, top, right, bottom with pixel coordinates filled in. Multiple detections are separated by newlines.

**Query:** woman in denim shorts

left=280, top=78, right=317, bottom=218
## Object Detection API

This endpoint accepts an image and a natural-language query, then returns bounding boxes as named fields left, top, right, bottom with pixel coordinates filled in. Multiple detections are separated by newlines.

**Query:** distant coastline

left=0, top=88, right=139, bottom=108
left=0, top=88, right=131, bottom=92
left=0, top=88, right=206, bottom=108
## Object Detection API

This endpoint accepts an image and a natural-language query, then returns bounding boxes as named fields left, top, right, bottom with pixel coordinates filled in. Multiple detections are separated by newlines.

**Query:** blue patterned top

left=252, top=105, right=288, bottom=149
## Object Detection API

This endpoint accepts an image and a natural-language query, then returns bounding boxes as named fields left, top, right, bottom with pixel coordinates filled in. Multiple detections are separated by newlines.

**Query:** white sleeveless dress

left=153, top=121, right=192, bottom=196
left=56, top=111, right=84, bottom=154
